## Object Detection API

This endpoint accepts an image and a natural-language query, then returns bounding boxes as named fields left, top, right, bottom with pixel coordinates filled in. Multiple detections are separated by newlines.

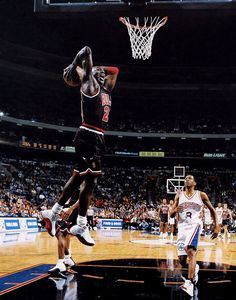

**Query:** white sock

left=64, top=255, right=70, bottom=260
left=77, top=215, right=87, bottom=226
left=52, top=203, right=63, bottom=214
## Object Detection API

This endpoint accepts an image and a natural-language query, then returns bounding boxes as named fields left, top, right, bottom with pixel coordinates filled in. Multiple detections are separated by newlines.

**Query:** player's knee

left=58, top=237, right=65, bottom=248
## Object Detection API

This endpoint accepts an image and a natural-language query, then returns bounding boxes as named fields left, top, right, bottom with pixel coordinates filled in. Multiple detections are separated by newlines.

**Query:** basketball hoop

left=119, top=16, right=168, bottom=60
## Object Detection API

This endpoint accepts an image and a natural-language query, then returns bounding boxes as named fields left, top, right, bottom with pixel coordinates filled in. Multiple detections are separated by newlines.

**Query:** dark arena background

left=0, top=1, right=236, bottom=299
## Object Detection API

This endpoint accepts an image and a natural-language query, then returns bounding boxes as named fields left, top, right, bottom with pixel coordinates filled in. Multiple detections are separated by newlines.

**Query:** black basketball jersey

left=81, top=86, right=111, bottom=132
left=160, top=205, right=169, bottom=216
left=222, top=209, right=230, bottom=220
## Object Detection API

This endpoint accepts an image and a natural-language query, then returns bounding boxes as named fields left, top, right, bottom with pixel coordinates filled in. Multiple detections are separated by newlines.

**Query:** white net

left=119, top=16, right=168, bottom=60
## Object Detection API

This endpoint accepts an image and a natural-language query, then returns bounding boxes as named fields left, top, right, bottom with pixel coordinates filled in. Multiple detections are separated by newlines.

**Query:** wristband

left=106, top=67, right=119, bottom=74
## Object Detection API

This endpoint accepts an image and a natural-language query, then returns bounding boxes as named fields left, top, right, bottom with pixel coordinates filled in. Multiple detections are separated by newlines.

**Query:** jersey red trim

left=81, top=123, right=105, bottom=133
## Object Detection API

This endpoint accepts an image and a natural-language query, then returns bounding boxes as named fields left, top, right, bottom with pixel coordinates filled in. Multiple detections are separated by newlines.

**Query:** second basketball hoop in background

left=119, top=16, right=168, bottom=60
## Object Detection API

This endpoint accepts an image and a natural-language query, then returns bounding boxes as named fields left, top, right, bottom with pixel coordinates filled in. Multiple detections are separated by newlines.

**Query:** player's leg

left=63, top=209, right=77, bottom=267
left=41, top=171, right=81, bottom=236
left=218, top=222, right=223, bottom=237
left=222, top=221, right=226, bottom=238
left=63, top=234, right=76, bottom=268
left=177, top=245, right=194, bottom=296
left=69, top=130, right=103, bottom=246
left=48, top=231, right=67, bottom=275
left=223, top=222, right=229, bottom=238
left=159, top=221, right=164, bottom=238
left=58, top=172, right=81, bottom=206
left=185, top=224, right=201, bottom=283
left=170, top=224, right=174, bottom=239
left=163, top=222, right=168, bottom=238
left=179, top=252, right=195, bottom=297
left=176, top=226, right=188, bottom=269
left=70, top=175, right=97, bottom=246
left=78, top=175, right=97, bottom=217
left=186, top=247, right=198, bottom=281
left=227, top=221, right=231, bottom=238
left=178, top=224, right=201, bottom=297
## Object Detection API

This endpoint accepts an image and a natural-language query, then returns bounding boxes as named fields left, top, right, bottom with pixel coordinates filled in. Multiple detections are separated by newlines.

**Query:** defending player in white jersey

left=203, top=205, right=213, bottom=236
left=215, top=202, right=223, bottom=237
left=169, top=175, right=219, bottom=297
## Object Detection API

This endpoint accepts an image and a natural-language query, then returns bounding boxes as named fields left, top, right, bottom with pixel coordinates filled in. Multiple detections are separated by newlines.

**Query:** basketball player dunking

left=169, top=175, right=219, bottom=297
left=41, top=46, right=119, bottom=246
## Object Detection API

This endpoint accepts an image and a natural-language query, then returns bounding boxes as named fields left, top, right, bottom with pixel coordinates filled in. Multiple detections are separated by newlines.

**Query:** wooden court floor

left=1, top=230, right=236, bottom=300
left=1, top=230, right=236, bottom=275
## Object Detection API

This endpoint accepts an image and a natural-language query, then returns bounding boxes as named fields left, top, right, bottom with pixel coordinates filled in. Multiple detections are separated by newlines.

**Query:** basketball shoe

left=70, top=225, right=95, bottom=246
left=48, top=260, right=67, bottom=275
left=64, top=256, right=75, bottom=268
left=180, top=278, right=194, bottom=297
left=41, top=210, right=58, bottom=237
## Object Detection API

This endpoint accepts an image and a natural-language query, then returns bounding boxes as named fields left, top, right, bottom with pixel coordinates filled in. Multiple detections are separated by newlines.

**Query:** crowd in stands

left=109, top=117, right=236, bottom=134
left=0, top=156, right=235, bottom=227
left=1, top=97, right=236, bottom=136
left=1, top=110, right=235, bottom=135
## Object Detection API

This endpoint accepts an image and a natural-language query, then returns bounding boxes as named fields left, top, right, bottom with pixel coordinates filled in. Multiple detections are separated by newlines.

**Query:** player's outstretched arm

left=63, top=65, right=82, bottom=87
left=63, top=46, right=93, bottom=88
left=71, top=46, right=92, bottom=68
left=78, top=47, right=100, bottom=96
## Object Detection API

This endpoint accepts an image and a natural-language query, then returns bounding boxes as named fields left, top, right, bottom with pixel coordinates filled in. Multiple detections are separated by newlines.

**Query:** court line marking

left=0, top=264, right=43, bottom=279
left=0, top=274, right=48, bottom=295
left=0, top=264, right=53, bottom=295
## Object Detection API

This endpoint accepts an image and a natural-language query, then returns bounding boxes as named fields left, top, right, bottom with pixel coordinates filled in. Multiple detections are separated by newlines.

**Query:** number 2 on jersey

left=102, top=105, right=110, bottom=123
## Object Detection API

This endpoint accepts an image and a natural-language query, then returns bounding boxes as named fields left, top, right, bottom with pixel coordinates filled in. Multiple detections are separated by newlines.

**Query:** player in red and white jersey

left=169, top=175, right=219, bottom=297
